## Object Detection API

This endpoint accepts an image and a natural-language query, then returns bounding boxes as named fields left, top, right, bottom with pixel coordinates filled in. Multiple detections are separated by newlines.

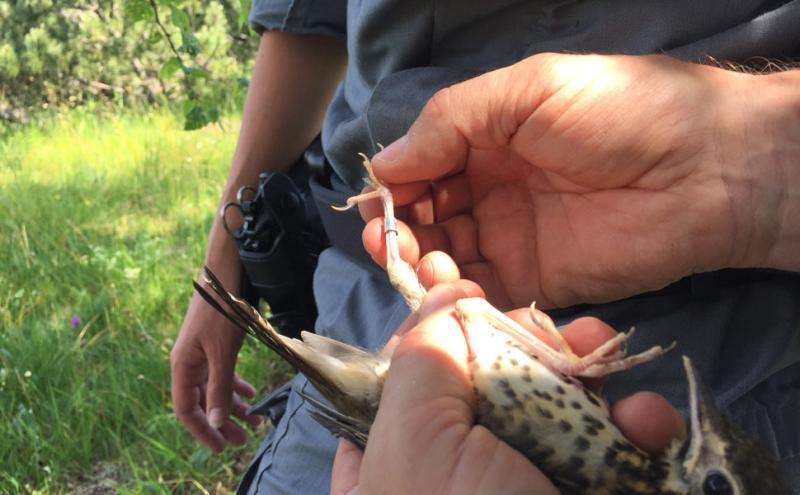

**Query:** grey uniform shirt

left=247, top=0, right=800, bottom=488
left=252, top=0, right=800, bottom=187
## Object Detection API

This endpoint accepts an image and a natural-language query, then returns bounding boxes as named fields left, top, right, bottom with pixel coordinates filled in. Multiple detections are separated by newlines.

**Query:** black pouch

left=223, top=140, right=329, bottom=338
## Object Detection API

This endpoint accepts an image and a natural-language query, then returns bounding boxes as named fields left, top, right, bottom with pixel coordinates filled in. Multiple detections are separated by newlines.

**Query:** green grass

left=0, top=109, right=290, bottom=494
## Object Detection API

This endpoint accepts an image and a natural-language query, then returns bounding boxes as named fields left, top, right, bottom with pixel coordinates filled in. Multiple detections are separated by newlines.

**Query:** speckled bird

left=194, top=154, right=790, bottom=495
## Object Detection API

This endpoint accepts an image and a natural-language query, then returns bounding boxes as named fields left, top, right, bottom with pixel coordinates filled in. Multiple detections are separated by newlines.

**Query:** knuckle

left=425, top=86, right=455, bottom=120
left=413, top=86, right=470, bottom=168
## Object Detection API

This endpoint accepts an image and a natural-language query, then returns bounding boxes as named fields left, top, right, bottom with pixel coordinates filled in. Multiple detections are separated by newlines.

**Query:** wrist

left=200, top=212, right=243, bottom=292
left=185, top=290, right=246, bottom=344
left=728, top=70, right=800, bottom=271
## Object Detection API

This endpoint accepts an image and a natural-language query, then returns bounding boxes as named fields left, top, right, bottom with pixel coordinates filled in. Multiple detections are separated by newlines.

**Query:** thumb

left=370, top=62, right=540, bottom=184
left=205, top=348, right=237, bottom=428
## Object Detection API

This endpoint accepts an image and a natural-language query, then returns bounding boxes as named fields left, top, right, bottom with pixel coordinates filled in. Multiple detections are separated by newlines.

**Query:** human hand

left=331, top=253, right=684, bottom=495
left=170, top=282, right=262, bottom=452
left=361, top=54, right=800, bottom=309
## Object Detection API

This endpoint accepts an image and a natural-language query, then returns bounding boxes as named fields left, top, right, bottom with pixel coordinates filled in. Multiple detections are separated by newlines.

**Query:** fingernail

left=209, top=408, right=226, bottom=429
left=375, top=135, right=408, bottom=164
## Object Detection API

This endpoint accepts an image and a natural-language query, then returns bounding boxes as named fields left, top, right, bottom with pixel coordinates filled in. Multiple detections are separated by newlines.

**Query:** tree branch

left=147, top=0, right=183, bottom=63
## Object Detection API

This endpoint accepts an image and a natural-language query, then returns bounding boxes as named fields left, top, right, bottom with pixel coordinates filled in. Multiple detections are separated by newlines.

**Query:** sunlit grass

left=0, top=109, right=289, bottom=494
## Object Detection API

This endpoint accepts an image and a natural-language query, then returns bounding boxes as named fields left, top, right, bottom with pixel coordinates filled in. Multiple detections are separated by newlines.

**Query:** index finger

left=370, top=92, right=469, bottom=184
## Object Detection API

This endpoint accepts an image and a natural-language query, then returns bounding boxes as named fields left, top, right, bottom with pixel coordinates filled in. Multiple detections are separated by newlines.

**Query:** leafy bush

left=0, top=0, right=256, bottom=128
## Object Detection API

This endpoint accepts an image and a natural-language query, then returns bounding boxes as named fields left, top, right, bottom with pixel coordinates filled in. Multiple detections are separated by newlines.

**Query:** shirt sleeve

left=249, top=0, right=347, bottom=39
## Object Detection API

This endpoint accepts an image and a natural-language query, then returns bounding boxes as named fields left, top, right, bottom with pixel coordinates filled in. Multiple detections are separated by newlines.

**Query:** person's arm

left=731, top=68, right=800, bottom=273
left=208, top=30, right=347, bottom=291
left=171, top=31, right=346, bottom=453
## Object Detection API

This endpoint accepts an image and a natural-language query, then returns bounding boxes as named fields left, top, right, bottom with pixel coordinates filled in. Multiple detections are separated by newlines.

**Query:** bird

left=193, top=153, right=790, bottom=495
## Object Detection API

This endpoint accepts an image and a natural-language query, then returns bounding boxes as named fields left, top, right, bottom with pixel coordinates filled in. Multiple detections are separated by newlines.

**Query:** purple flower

left=70, top=315, right=81, bottom=328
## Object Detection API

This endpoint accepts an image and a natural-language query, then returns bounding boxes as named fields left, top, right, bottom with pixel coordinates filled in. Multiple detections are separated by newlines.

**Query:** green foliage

left=0, top=0, right=257, bottom=129
left=0, top=109, right=291, bottom=493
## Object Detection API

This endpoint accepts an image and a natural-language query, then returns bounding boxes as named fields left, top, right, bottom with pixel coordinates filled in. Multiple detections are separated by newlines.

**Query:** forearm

left=204, top=31, right=347, bottom=286
left=729, top=69, right=800, bottom=272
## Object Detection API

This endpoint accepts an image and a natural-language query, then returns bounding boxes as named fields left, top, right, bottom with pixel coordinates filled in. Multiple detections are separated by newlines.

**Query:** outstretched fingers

left=232, top=374, right=262, bottom=428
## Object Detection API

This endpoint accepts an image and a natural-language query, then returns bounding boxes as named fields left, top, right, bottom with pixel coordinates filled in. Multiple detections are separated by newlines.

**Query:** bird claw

left=457, top=298, right=673, bottom=379
left=334, top=149, right=425, bottom=311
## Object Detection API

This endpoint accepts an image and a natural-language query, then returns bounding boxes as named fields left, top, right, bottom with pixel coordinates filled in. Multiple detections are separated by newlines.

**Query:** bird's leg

left=457, top=298, right=674, bottom=379
left=529, top=302, right=575, bottom=357
left=334, top=152, right=426, bottom=311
